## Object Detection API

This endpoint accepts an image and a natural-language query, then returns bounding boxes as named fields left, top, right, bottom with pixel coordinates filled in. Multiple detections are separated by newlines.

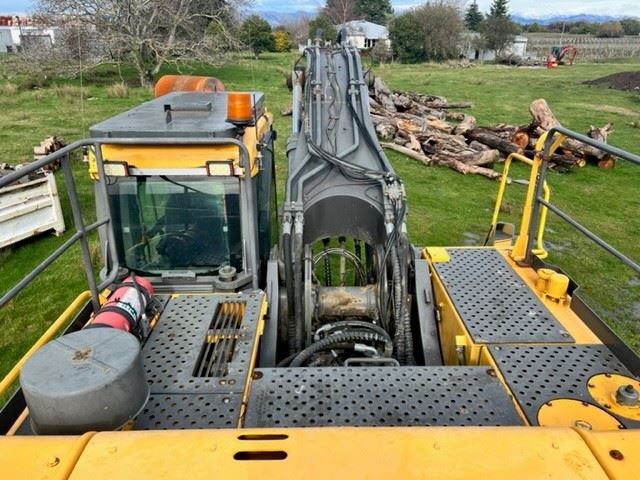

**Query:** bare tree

left=280, top=16, right=311, bottom=47
left=321, top=0, right=357, bottom=25
left=34, top=0, right=245, bottom=86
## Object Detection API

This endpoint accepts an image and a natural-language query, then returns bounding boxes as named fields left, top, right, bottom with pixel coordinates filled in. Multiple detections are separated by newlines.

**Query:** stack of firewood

left=368, top=76, right=615, bottom=178
left=33, top=136, right=67, bottom=172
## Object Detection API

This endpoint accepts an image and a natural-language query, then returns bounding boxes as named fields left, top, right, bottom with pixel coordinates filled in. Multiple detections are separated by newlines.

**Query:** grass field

left=0, top=52, right=639, bottom=383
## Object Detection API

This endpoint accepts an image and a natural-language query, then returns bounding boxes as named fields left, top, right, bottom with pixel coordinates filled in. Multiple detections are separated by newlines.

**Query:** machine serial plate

left=244, top=366, right=524, bottom=427
left=432, top=248, right=574, bottom=344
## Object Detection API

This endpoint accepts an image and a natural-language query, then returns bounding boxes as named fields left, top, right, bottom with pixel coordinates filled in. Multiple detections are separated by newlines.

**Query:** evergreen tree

left=489, top=0, right=509, bottom=18
left=308, top=15, right=337, bottom=42
left=465, top=1, right=483, bottom=31
left=356, top=0, right=393, bottom=25
left=240, top=15, right=275, bottom=58
left=389, top=12, right=425, bottom=63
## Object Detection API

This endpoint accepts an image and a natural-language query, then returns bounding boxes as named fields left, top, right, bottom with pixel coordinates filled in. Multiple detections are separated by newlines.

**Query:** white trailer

left=0, top=173, right=65, bottom=249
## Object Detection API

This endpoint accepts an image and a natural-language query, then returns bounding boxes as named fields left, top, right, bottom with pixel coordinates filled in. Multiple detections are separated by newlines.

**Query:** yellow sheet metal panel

left=576, top=429, right=640, bottom=480
left=100, top=145, right=241, bottom=169
left=0, top=433, right=93, bottom=480
left=538, top=399, right=623, bottom=430
left=97, top=114, right=272, bottom=178
left=68, top=427, right=610, bottom=480
left=429, top=265, right=473, bottom=366
left=423, top=247, right=450, bottom=262
left=588, top=373, right=640, bottom=421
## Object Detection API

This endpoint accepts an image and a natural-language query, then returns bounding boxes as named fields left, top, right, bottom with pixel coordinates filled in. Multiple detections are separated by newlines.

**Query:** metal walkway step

left=244, top=366, right=524, bottom=427
left=432, top=248, right=575, bottom=344
left=135, top=292, right=264, bottom=429
left=490, top=344, right=640, bottom=428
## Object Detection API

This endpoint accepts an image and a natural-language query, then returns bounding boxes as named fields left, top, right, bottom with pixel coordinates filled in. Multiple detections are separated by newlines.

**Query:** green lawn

left=0, top=53, right=639, bottom=382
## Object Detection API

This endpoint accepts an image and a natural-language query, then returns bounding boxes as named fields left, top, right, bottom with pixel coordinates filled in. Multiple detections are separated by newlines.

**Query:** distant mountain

left=512, top=14, right=632, bottom=25
left=254, top=10, right=312, bottom=26
left=250, top=10, right=636, bottom=27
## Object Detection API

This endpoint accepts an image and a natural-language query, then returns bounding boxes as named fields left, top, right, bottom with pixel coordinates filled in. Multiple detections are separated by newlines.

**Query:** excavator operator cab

left=88, top=90, right=276, bottom=288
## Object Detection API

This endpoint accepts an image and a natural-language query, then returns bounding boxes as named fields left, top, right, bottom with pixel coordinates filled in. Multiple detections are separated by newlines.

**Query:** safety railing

left=0, top=136, right=258, bottom=312
left=486, top=150, right=551, bottom=259
left=518, top=125, right=640, bottom=274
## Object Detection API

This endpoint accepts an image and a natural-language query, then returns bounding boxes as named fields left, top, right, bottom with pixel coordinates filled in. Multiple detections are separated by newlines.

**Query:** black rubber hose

left=399, top=241, right=415, bottom=365
left=391, top=246, right=406, bottom=364
left=322, top=238, right=331, bottom=286
left=317, top=320, right=391, bottom=342
left=282, top=231, right=296, bottom=355
left=293, top=231, right=304, bottom=352
left=277, top=352, right=298, bottom=367
left=290, top=330, right=392, bottom=367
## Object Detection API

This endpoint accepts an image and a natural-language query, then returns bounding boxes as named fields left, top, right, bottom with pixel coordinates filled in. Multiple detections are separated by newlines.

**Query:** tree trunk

left=465, top=128, right=523, bottom=156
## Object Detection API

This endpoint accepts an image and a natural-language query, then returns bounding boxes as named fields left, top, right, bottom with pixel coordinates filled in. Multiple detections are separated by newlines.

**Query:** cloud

left=474, top=0, right=639, bottom=17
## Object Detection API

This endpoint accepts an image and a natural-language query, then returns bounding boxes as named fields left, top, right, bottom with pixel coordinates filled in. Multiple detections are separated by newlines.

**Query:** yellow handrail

left=0, top=291, right=91, bottom=397
left=487, top=133, right=564, bottom=260
left=504, top=132, right=566, bottom=262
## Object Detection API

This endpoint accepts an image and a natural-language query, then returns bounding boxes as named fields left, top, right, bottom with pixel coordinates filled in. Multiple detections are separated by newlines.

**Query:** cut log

left=465, top=128, right=523, bottom=156
left=597, top=157, right=615, bottom=169
left=375, top=122, right=397, bottom=141
left=367, top=76, right=616, bottom=179
left=469, top=140, right=491, bottom=151
left=511, top=130, right=530, bottom=150
left=407, top=134, right=422, bottom=152
left=426, top=116, right=455, bottom=134
left=529, top=98, right=558, bottom=131
left=463, top=149, right=501, bottom=166
left=373, top=76, right=397, bottom=113
left=33, top=135, right=67, bottom=171
left=382, top=142, right=500, bottom=179
left=588, top=123, right=613, bottom=143
left=453, top=114, right=476, bottom=135
left=382, top=142, right=432, bottom=166
left=523, top=150, right=585, bottom=168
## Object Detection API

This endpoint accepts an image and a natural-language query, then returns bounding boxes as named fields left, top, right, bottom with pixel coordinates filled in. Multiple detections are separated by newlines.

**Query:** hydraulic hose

left=289, top=330, right=392, bottom=367
left=399, top=240, right=415, bottom=365
left=314, top=320, right=391, bottom=342
left=282, top=228, right=296, bottom=355
left=293, top=230, right=305, bottom=351
left=391, top=246, right=406, bottom=363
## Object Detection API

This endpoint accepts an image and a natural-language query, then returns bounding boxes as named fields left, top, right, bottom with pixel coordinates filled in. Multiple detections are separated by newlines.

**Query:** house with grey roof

left=337, top=20, right=390, bottom=50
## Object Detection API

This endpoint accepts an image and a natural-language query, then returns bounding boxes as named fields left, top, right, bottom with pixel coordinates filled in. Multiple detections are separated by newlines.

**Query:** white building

left=461, top=33, right=529, bottom=61
left=0, top=25, right=59, bottom=53
left=337, top=20, right=390, bottom=50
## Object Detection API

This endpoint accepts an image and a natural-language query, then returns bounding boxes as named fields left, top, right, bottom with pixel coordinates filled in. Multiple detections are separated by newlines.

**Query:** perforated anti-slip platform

left=134, top=292, right=263, bottom=429
left=134, top=394, right=242, bottom=429
left=489, top=344, right=640, bottom=428
left=142, top=292, right=264, bottom=395
left=244, top=366, right=524, bottom=427
left=432, top=248, right=574, bottom=344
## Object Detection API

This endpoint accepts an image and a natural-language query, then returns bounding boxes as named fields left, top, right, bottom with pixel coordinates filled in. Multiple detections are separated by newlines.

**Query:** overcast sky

left=0, top=0, right=638, bottom=18
left=252, top=0, right=640, bottom=17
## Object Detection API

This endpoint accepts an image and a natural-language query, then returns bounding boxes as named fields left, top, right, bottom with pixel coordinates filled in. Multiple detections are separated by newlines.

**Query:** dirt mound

left=584, top=71, right=640, bottom=91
